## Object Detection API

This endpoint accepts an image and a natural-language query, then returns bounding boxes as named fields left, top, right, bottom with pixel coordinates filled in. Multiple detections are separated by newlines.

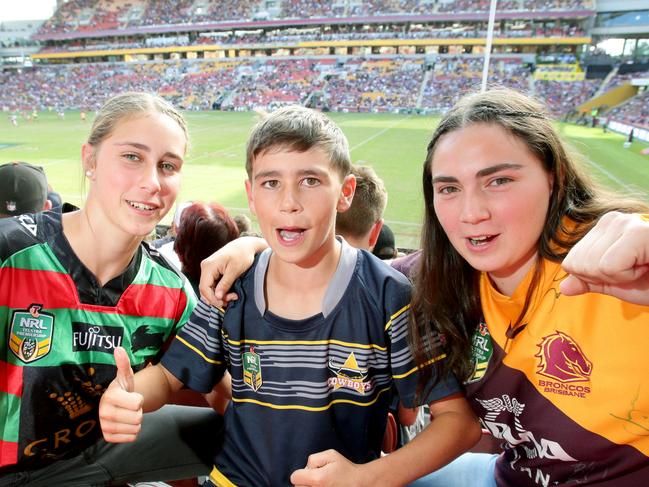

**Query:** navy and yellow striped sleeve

left=386, top=278, right=460, bottom=408
left=161, top=299, right=227, bottom=393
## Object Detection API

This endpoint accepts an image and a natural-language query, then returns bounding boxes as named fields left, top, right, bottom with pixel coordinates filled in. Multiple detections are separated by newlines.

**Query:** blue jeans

left=408, top=452, right=498, bottom=487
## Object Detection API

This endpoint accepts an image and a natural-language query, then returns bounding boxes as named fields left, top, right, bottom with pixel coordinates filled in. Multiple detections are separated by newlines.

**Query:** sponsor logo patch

left=72, top=322, right=124, bottom=353
left=9, top=304, right=54, bottom=363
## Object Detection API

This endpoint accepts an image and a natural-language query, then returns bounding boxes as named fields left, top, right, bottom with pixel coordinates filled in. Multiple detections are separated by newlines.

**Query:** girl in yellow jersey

left=408, top=88, right=649, bottom=487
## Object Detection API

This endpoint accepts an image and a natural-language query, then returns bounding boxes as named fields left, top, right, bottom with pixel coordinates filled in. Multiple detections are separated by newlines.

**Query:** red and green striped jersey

left=0, top=211, right=196, bottom=473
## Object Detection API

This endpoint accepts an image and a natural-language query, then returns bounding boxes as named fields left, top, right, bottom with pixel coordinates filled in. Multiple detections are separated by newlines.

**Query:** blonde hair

left=88, top=92, right=188, bottom=149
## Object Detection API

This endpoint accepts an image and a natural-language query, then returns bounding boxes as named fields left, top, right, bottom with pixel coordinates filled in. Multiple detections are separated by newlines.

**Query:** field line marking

left=349, top=116, right=412, bottom=152
left=188, top=142, right=246, bottom=162
left=582, top=158, right=627, bottom=188
left=384, top=219, right=421, bottom=227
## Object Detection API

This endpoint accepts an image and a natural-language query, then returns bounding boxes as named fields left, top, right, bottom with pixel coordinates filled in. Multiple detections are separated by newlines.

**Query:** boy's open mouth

left=278, top=228, right=305, bottom=242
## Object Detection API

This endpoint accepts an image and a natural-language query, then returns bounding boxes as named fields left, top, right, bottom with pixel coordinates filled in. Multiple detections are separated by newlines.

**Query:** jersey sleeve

left=0, top=215, right=37, bottom=263
left=386, top=275, right=460, bottom=408
left=161, top=299, right=227, bottom=393
left=173, top=276, right=198, bottom=333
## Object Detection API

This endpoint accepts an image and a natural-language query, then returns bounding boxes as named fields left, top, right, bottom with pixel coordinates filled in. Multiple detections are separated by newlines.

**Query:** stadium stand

left=34, top=0, right=595, bottom=34
left=0, top=55, right=604, bottom=117
left=4, top=0, right=647, bottom=135
left=607, top=90, right=649, bottom=129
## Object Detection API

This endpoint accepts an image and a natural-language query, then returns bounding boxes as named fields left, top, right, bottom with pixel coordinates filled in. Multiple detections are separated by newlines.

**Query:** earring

left=85, top=170, right=93, bottom=178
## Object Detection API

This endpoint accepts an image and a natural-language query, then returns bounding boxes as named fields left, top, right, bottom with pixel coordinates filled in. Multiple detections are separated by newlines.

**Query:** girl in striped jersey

left=0, top=92, right=223, bottom=486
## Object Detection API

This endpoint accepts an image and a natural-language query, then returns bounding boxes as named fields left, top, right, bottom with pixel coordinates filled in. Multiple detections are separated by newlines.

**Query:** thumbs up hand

left=115, top=345, right=135, bottom=392
left=99, top=347, right=144, bottom=443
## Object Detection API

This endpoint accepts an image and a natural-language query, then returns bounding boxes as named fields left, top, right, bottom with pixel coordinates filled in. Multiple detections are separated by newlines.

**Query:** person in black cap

left=0, top=161, right=52, bottom=217
left=372, top=222, right=398, bottom=260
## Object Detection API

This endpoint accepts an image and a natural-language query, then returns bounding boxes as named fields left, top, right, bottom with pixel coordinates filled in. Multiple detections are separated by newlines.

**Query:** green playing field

left=1, top=110, right=648, bottom=249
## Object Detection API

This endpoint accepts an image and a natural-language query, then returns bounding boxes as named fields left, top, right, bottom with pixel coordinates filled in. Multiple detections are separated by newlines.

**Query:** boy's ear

left=337, top=174, right=356, bottom=213
left=245, top=179, right=257, bottom=216
left=368, top=219, right=384, bottom=250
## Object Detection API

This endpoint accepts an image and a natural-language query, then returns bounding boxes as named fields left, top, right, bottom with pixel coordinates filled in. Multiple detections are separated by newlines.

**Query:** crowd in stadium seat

left=419, top=57, right=531, bottom=113
left=324, top=59, right=423, bottom=113
left=0, top=57, right=607, bottom=116
left=36, top=20, right=586, bottom=55
left=607, top=90, right=649, bottom=129
left=228, top=59, right=324, bottom=110
left=35, top=0, right=595, bottom=35
left=601, top=70, right=649, bottom=93
left=535, top=78, right=599, bottom=116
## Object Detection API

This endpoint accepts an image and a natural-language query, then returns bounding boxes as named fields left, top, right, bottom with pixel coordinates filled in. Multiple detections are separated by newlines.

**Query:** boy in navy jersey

left=98, top=106, right=480, bottom=486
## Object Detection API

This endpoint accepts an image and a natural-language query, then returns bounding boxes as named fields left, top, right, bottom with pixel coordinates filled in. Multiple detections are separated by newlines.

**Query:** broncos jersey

left=466, top=258, right=649, bottom=486
left=0, top=211, right=196, bottom=473
left=162, top=239, right=458, bottom=486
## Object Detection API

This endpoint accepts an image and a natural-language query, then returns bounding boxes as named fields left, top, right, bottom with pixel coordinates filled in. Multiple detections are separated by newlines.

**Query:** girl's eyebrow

left=431, top=175, right=458, bottom=184
left=476, top=163, right=523, bottom=178
left=115, top=142, right=183, bottom=161
left=432, top=163, right=523, bottom=184
left=116, top=141, right=150, bottom=151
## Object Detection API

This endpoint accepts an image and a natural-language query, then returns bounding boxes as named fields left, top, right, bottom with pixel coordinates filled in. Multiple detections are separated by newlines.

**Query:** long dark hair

left=410, top=88, right=647, bottom=394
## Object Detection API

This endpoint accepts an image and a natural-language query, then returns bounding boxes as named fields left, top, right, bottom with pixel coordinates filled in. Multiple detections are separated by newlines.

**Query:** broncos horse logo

left=536, top=331, right=592, bottom=383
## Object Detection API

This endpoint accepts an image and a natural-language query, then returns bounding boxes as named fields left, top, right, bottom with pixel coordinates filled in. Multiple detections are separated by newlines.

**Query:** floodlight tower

left=481, top=0, right=499, bottom=92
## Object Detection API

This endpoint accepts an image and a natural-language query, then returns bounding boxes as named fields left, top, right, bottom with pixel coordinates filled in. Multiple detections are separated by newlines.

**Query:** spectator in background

left=232, top=213, right=253, bottom=236
left=46, top=185, right=63, bottom=213
left=174, top=201, right=240, bottom=295
left=335, top=164, right=387, bottom=251
left=154, top=200, right=193, bottom=269
left=372, top=223, right=398, bottom=260
left=0, top=161, right=52, bottom=218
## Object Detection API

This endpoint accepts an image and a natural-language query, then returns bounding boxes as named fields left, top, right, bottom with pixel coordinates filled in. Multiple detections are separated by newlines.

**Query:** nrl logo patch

left=243, top=346, right=262, bottom=392
left=9, top=304, right=55, bottom=363
left=467, top=321, right=493, bottom=384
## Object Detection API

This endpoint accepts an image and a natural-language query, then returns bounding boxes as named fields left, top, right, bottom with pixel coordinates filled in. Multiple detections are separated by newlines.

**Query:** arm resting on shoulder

left=199, top=236, right=268, bottom=306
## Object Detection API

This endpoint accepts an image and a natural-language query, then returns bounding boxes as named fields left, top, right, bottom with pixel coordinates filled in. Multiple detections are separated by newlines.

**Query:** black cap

left=372, top=224, right=397, bottom=260
left=0, top=162, right=48, bottom=216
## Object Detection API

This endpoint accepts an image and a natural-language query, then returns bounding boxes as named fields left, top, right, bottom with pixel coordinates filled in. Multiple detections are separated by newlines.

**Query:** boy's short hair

left=336, top=164, right=387, bottom=238
left=246, top=105, right=351, bottom=179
